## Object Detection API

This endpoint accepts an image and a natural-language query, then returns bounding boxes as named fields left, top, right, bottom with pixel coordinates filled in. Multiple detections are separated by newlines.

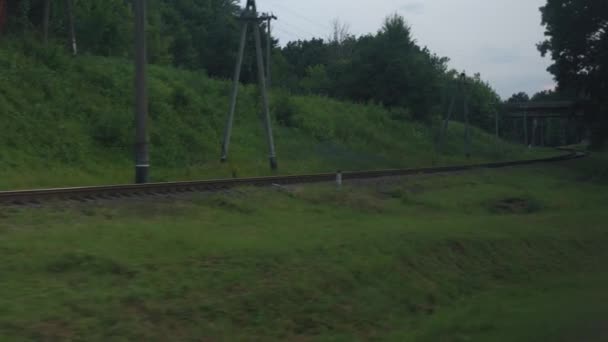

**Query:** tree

left=507, top=92, right=530, bottom=103
left=538, top=0, right=608, bottom=147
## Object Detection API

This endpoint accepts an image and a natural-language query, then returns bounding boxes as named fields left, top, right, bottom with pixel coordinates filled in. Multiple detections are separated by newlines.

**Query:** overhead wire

left=259, top=0, right=330, bottom=38
left=262, top=0, right=332, bottom=31
left=273, top=26, right=306, bottom=43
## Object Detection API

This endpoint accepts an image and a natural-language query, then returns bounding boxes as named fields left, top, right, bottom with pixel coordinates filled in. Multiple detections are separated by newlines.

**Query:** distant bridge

left=503, top=101, right=586, bottom=146
left=504, top=101, right=584, bottom=118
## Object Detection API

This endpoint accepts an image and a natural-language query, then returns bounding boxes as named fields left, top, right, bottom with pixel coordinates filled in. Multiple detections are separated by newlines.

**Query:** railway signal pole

left=221, top=0, right=278, bottom=170
left=134, top=0, right=150, bottom=183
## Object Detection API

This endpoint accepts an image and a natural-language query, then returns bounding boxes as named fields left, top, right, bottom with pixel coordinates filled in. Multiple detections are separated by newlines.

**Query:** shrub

left=273, top=91, right=297, bottom=127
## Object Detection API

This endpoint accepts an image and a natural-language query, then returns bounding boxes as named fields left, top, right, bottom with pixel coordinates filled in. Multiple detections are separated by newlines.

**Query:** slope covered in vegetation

left=0, top=39, right=542, bottom=190
left=1, top=150, right=606, bottom=341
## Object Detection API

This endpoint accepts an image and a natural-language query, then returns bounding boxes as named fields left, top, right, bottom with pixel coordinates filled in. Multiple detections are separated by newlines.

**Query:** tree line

left=1, top=1, right=503, bottom=128
left=2, top=0, right=604, bottom=146
left=509, top=0, right=607, bottom=147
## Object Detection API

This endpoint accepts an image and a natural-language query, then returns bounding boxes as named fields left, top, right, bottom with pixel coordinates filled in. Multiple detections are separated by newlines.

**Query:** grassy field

left=0, top=151, right=606, bottom=341
left=0, top=39, right=550, bottom=191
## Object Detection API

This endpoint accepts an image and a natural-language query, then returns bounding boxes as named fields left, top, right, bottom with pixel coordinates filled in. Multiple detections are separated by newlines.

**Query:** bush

left=273, top=91, right=297, bottom=127
left=389, top=106, right=413, bottom=121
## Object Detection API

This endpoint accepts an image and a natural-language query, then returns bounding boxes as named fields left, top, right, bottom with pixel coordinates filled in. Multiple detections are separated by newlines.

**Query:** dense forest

left=0, top=0, right=605, bottom=146
left=0, top=0, right=505, bottom=129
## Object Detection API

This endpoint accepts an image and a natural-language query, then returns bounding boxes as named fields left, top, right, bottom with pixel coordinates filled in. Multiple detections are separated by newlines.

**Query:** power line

left=279, top=19, right=325, bottom=39
left=263, top=0, right=332, bottom=31
left=273, top=25, right=305, bottom=43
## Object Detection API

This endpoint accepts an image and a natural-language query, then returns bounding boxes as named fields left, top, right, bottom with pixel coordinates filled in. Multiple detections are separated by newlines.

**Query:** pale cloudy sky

left=246, top=0, right=556, bottom=99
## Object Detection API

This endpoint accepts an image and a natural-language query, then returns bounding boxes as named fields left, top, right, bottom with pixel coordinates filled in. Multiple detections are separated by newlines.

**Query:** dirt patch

left=487, top=197, right=542, bottom=215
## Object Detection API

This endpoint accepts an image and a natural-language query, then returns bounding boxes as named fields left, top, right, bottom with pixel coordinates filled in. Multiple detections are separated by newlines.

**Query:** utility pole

left=495, top=109, right=500, bottom=148
left=462, top=74, right=471, bottom=158
left=221, top=0, right=278, bottom=170
left=266, top=14, right=276, bottom=88
left=440, top=73, right=471, bottom=158
left=440, top=90, right=456, bottom=151
left=540, top=118, right=545, bottom=146
left=134, top=0, right=149, bottom=183
left=532, top=118, right=538, bottom=147
left=523, top=110, right=528, bottom=147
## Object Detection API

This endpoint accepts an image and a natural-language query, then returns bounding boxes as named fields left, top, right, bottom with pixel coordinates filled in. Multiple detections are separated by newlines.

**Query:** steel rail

left=0, top=150, right=585, bottom=205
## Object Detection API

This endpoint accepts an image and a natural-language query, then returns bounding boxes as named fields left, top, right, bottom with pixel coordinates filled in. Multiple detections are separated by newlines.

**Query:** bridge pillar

left=531, top=118, right=538, bottom=147
left=523, top=112, right=529, bottom=146
left=540, top=119, right=545, bottom=147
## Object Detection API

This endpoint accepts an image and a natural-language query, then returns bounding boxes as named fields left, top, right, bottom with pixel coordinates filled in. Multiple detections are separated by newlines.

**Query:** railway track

left=0, top=150, right=586, bottom=205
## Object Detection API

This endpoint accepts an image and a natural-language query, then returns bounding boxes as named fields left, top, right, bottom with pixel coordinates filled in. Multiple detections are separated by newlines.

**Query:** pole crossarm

left=237, top=12, right=277, bottom=21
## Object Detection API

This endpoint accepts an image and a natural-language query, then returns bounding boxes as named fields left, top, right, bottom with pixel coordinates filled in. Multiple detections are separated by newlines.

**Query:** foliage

left=272, top=90, right=297, bottom=127
left=279, top=14, right=499, bottom=126
left=1, top=157, right=608, bottom=340
left=538, top=0, right=608, bottom=147
left=3, top=3, right=504, bottom=131
left=0, top=40, right=539, bottom=190
left=507, top=92, right=530, bottom=103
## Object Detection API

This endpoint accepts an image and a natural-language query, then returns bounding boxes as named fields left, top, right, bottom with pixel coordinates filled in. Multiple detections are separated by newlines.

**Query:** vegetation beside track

left=0, top=40, right=549, bottom=190
left=0, top=152, right=606, bottom=341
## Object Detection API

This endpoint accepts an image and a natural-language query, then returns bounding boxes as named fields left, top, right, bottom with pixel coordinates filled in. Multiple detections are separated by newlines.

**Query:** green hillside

left=0, top=40, right=542, bottom=190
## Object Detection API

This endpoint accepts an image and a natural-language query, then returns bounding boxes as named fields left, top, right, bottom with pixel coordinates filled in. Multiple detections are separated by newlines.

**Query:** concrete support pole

left=524, top=111, right=528, bottom=146
left=541, top=119, right=545, bottom=147
left=464, top=96, right=471, bottom=158
left=253, top=23, right=277, bottom=170
left=532, top=118, right=538, bottom=147
left=495, top=111, right=500, bottom=143
left=562, top=118, right=567, bottom=145
left=460, top=75, right=471, bottom=158
left=221, top=23, right=248, bottom=163
left=134, top=0, right=149, bottom=183
left=266, top=18, right=272, bottom=88
left=440, top=94, right=456, bottom=150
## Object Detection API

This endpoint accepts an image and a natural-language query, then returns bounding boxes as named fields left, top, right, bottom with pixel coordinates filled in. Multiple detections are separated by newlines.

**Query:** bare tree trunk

left=65, top=0, right=77, bottom=55
left=43, top=0, right=51, bottom=45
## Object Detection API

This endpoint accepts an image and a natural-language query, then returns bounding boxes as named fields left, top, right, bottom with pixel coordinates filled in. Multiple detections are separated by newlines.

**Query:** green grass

left=0, top=152, right=606, bottom=341
left=0, top=38, right=551, bottom=190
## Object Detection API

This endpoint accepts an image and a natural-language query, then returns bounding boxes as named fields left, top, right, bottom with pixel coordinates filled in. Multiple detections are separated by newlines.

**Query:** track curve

left=0, top=150, right=586, bottom=205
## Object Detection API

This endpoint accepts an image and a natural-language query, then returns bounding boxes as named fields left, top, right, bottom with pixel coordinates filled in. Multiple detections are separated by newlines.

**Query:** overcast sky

left=248, top=0, right=555, bottom=99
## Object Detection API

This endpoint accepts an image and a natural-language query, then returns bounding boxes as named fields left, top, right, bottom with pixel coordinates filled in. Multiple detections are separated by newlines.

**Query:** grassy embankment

left=0, top=150, right=606, bottom=341
left=0, top=39, right=550, bottom=190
